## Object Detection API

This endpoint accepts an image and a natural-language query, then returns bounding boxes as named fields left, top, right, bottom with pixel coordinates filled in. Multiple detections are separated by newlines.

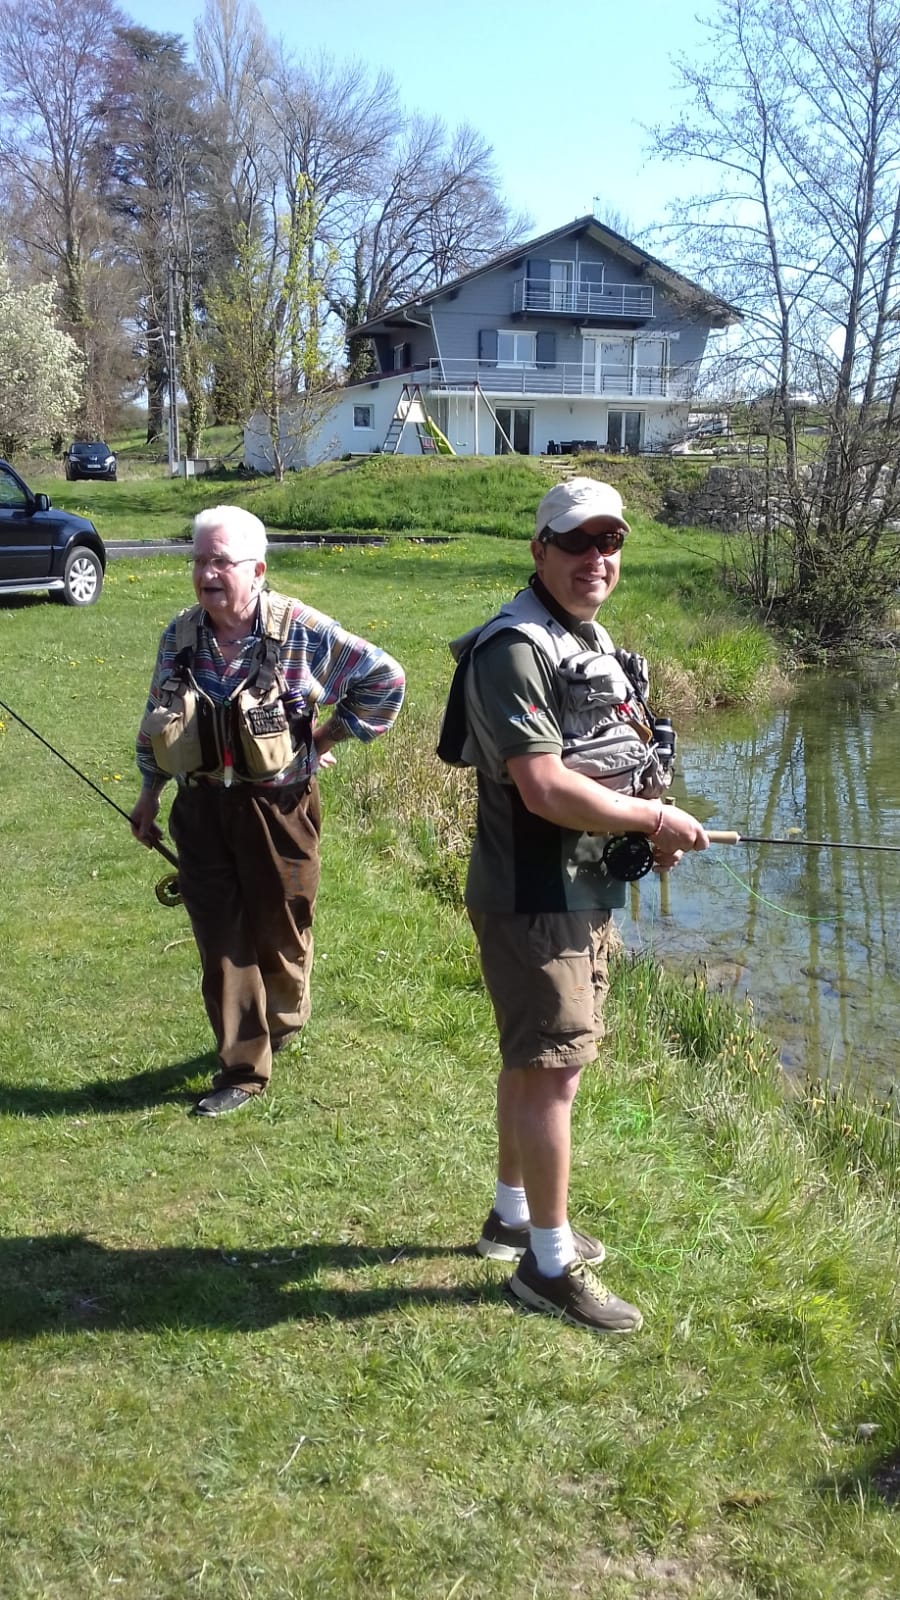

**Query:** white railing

left=423, top=358, right=697, bottom=399
left=512, top=278, right=654, bottom=319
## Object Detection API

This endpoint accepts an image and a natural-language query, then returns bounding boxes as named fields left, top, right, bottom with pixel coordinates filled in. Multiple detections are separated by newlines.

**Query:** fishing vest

left=140, top=590, right=318, bottom=783
left=439, top=584, right=672, bottom=799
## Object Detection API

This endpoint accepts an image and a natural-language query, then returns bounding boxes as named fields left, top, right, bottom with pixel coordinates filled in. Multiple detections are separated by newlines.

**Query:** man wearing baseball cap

left=441, top=477, right=708, bottom=1334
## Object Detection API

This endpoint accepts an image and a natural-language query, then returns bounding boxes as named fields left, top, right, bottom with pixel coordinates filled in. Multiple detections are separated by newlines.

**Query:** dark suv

left=65, top=440, right=117, bottom=482
left=0, top=459, right=106, bottom=606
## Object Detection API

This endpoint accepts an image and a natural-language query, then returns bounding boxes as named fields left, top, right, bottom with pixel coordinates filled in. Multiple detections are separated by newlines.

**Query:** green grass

left=2, top=520, right=893, bottom=1597
left=4, top=453, right=781, bottom=711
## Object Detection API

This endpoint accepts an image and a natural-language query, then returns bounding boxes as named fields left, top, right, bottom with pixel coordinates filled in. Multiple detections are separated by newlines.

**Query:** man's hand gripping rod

left=601, top=824, right=900, bottom=882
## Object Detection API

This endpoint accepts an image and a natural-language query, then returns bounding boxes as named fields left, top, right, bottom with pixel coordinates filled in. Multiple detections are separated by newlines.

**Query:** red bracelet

left=650, top=805, right=665, bottom=837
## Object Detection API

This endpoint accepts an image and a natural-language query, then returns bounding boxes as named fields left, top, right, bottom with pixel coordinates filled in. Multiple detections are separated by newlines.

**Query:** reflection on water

left=622, top=661, right=900, bottom=1092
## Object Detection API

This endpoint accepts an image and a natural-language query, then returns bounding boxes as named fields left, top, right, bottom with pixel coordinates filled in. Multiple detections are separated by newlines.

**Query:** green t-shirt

left=464, top=631, right=626, bottom=914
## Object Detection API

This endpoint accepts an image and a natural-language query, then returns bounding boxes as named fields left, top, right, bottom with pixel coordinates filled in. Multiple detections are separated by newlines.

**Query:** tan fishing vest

left=140, top=590, right=319, bottom=782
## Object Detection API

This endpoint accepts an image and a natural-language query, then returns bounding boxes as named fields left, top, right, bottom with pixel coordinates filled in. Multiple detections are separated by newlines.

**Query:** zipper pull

left=223, top=748, right=234, bottom=788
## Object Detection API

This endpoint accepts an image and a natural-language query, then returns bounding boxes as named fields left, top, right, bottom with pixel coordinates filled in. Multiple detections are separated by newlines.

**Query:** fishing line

left=707, top=853, right=835, bottom=923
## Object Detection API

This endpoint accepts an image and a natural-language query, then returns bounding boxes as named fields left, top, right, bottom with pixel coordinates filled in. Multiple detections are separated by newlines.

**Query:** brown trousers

left=169, top=781, right=321, bottom=1091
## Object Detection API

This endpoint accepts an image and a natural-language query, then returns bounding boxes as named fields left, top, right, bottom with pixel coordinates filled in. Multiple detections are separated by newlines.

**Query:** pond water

left=621, top=660, right=900, bottom=1093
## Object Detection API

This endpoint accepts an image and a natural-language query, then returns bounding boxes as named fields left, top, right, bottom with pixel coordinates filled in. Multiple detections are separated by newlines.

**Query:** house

left=243, top=215, right=741, bottom=470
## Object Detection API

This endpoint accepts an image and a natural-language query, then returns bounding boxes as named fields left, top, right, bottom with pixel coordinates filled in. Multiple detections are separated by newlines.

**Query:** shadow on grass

left=0, top=1234, right=496, bottom=1337
left=0, top=1055, right=211, bottom=1117
left=822, top=1452, right=900, bottom=1508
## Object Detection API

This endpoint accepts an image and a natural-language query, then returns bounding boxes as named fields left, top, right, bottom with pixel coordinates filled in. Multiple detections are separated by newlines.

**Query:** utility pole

left=167, top=262, right=180, bottom=474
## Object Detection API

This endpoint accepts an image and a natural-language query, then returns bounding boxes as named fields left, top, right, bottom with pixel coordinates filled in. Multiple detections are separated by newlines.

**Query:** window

left=353, top=405, right=374, bottom=429
left=393, top=342, right=411, bottom=371
left=607, top=410, right=644, bottom=454
left=494, top=407, right=533, bottom=454
left=498, top=331, right=536, bottom=367
left=0, top=467, right=26, bottom=509
left=549, top=261, right=574, bottom=310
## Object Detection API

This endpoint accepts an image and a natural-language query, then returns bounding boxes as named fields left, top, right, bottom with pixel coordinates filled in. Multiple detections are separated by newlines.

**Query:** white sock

left=529, top=1222, right=577, bottom=1277
left=494, top=1181, right=529, bottom=1227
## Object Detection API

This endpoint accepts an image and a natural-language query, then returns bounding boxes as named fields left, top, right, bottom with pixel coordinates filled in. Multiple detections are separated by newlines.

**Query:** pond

left=622, top=660, right=900, bottom=1093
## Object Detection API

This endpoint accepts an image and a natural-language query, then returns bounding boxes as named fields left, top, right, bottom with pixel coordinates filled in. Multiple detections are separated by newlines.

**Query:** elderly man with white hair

left=130, top=504, right=405, bottom=1116
left=440, top=478, right=708, bottom=1334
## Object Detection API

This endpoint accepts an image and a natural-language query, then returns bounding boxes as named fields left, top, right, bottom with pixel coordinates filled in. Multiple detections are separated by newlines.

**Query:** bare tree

left=652, top=0, right=900, bottom=642
left=253, top=51, right=397, bottom=387
left=0, top=0, right=131, bottom=429
left=102, top=26, right=227, bottom=450
left=333, top=118, right=528, bottom=379
left=194, top=0, right=275, bottom=234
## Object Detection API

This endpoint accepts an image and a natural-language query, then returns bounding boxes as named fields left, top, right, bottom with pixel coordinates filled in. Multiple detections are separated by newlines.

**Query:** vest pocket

left=234, top=686, right=301, bottom=777
left=140, top=698, right=206, bottom=775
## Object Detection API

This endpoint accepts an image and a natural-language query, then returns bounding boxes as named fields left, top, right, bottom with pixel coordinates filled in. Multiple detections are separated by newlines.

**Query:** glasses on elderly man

left=543, top=526, right=627, bottom=556
left=192, top=555, right=257, bottom=572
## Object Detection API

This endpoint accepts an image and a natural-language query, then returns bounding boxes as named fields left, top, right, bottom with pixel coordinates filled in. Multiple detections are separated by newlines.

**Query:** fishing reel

left=155, top=871, right=182, bottom=908
left=601, top=833, right=656, bottom=883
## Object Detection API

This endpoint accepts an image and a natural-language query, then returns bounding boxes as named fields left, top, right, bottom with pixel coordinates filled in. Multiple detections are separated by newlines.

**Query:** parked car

left=0, top=459, right=106, bottom=606
left=64, top=440, right=117, bottom=482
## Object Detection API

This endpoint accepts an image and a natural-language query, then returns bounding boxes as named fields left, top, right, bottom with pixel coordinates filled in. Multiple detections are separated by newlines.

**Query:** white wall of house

left=243, top=383, right=691, bottom=471
left=244, top=380, right=423, bottom=471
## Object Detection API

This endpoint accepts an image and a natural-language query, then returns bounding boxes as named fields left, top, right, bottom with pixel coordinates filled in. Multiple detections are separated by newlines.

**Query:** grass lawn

left=1, top=528, right=898, bottom=1598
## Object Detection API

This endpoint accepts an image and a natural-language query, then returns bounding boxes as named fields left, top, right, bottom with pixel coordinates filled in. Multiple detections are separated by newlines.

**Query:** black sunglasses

left=543, top=526, right=627, bottom=556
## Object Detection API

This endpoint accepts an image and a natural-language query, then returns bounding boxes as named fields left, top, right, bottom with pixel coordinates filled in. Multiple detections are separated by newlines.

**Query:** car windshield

left=72, top=442, right=110, bottom=457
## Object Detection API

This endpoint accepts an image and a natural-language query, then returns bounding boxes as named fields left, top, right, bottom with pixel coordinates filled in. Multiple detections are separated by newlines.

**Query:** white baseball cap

left=535, top=477, right=630, bottom=539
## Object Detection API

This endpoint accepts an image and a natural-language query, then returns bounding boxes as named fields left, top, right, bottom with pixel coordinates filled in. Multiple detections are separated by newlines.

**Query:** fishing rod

left=0, top=694, right=182, bottom=908
left=707, top=830, right=900, bottom=854
left=602, top=827, right=900, bottom=882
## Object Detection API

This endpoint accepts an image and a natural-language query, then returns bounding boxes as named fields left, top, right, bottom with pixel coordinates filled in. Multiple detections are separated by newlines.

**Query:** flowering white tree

left=0, top=254, right=84, bottom=454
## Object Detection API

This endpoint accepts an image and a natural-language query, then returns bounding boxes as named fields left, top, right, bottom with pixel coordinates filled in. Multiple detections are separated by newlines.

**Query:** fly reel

left=601, top=833, right=656, bottom=882
left=155, top=871, right=183, bottom=908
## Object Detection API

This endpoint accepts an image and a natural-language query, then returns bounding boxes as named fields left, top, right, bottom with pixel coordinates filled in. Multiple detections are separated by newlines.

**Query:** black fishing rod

left=0, top=694, right=181, bottom=907
left=707, top=830, right=900, bottom=854
left=602, top=827, right=900, bottom=881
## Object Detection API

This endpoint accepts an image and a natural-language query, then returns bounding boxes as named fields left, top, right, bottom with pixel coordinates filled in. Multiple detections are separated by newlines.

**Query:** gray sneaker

left=507, top=1248, right=643, bottom=1334
left=476, top=1210, right=605, bottom=1265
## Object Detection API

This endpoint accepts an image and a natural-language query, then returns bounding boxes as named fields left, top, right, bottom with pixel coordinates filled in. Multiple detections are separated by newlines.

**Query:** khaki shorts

left=468, top=909, right=614, bottom=1070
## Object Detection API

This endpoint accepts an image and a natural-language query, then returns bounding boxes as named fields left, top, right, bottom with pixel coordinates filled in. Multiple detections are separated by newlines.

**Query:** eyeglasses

left=543, top=526, right=627, bottom=556
left=192, top=555, right=257, bottom=573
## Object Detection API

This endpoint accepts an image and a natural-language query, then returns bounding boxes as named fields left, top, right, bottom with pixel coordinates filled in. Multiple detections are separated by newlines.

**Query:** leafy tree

left=0, top=253, right=83, bottom=454
left=205, top=204, right=341, bottom=481
left=653, top=0, right=900, bottom=643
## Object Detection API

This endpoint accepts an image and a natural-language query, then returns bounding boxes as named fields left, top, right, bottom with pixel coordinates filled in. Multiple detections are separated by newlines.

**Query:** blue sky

left=123, top=0, right=713, bottom=240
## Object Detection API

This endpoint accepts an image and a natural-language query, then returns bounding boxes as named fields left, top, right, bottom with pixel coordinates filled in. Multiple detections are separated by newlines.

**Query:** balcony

left=423, top=358, right=696, bottom=399
left=512, top=277, right=654, bottom=321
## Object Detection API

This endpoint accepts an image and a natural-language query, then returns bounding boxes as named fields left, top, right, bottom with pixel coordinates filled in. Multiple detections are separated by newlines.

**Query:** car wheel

left=62, top=547, right=103, bottom=606
left=65, top=466, right=73, bottom=481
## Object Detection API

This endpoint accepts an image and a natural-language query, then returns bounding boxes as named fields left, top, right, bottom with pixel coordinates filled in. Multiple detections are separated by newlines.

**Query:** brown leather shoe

left=507, top=1249, right=643, bottom=1334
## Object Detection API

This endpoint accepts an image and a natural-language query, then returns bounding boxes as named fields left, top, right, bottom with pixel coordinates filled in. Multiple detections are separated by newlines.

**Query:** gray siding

left=430, top=237, right=710, bottom=372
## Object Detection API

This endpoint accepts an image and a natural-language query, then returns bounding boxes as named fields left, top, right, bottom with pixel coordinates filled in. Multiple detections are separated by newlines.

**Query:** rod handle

left=706, top=830, right=742, bottom=844
left=153, top=840, right=180, bottom=869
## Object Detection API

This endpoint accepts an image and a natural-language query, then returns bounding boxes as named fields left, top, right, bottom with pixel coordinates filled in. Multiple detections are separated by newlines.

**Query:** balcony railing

left=423, top=358, right=696, bottom=399
left=512, top=277, right=654, bottom=320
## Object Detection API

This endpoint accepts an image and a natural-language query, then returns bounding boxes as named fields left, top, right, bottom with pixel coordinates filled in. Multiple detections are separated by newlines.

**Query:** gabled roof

left=353, top=215, right=742, bottom=337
